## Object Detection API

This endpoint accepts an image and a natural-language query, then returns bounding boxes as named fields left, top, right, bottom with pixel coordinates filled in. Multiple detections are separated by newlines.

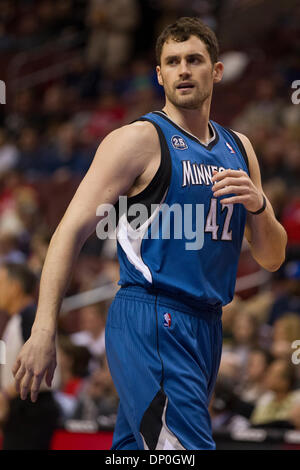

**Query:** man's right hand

left=12, top=330, right=57, bottom=403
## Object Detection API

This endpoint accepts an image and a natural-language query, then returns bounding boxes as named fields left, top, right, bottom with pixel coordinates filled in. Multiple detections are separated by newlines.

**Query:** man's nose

left=178, top=60, right=191, bottom=77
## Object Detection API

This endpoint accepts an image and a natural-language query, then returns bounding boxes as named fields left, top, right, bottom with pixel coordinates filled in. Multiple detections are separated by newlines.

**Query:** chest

left=169, top=138, right=245, bottom=196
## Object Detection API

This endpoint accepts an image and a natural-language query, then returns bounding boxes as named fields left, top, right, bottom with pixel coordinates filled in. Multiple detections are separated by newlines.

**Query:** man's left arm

left=212, top=132, right=287, bottom=272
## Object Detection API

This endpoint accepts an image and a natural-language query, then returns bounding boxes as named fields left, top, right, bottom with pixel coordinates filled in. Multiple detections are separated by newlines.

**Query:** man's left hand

left=212, top=169, right=263, bottom=212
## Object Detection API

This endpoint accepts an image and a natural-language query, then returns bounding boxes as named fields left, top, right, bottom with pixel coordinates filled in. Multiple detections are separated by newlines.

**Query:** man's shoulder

left=99, top=117, right=159, bottom=159
left=110, top=118, right=159, bottom=149
left=99, top=121, right=160, bottom=175
left=92, top=115, right=160, bottom=179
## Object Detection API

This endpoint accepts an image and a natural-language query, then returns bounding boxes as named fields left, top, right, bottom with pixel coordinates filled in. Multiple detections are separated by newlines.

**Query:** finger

left=14, top=366, right=26, bottom=393
left=12, top=358, right=21, bottom=377
left=212, top=176, right=248, bottom=191
left=212, top=169, right=246, bottom=182
left=45, top=362, right=56, bottom=387
left=220, top=195, right=249, bottom=205
left=20, top=370, right=34, bottom=400
left=213, top=185, right=248, bottom=197
left=31, top=374, right=44, bottom=403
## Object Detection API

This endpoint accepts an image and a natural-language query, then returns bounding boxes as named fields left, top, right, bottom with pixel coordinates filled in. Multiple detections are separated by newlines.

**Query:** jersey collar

left=153, top=110, right=219, bottom=151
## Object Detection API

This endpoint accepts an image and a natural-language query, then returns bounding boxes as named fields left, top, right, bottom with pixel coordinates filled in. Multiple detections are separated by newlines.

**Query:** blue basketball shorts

left=105, top=285, right=223, bottom=450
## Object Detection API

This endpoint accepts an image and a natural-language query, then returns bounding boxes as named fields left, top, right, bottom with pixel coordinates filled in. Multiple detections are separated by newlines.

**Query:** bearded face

left=157, top=35, right=221, bottom=110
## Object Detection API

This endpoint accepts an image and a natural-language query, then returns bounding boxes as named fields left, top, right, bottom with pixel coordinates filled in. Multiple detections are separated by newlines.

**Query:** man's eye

left=189, top=57, right=201, bottom=64
left=167, top=59, right=178, bottom=65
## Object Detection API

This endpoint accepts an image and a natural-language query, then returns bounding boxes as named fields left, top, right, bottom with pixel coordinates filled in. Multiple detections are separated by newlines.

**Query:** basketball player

left=12, top=18, right=287, bottom=450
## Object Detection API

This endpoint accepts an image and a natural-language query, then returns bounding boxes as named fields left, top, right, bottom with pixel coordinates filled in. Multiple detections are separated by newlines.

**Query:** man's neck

left=162, top=100, right=212, bottom=144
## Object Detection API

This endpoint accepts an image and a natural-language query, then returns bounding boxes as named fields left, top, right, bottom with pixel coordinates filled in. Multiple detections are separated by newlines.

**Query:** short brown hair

left=156, top=17, right=219, bottom=65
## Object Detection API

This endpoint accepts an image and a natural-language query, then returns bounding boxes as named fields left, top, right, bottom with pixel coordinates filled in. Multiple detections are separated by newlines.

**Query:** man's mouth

left=176, top=82, right=195, bottom=90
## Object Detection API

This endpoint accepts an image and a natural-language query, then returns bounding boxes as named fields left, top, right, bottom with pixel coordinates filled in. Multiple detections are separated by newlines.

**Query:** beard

left=164, top=84, right=211, bottom=110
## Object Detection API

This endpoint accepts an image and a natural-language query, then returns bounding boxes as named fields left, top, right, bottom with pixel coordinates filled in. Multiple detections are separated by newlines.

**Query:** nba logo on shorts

left=171, top=135, right=188, bottom=150
left=163, top=312, right=172, bottom=327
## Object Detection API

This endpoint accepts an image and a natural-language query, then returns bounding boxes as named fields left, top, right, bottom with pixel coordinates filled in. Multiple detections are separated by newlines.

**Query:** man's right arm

left=12, top=121, right=158, bottom=402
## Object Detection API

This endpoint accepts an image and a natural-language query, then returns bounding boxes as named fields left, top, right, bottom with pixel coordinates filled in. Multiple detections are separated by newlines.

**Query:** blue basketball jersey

left=115, top=111, right=249, bottom=307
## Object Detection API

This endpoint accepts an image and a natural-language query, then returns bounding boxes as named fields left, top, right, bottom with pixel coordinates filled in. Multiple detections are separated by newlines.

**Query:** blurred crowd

left=0, top=0, right=300, bottom=449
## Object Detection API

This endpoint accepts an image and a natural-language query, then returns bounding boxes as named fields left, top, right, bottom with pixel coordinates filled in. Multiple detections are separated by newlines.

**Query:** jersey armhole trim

left=113, top=117, right=172, bottom=219
left=224, top=127, right=250, bottom=174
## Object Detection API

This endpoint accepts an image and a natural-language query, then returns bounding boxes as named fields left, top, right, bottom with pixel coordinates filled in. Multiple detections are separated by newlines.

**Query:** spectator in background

left=251, top=359, right=300, bottom=427
left=53, top=334, right=91, bottom=420
left=289, top=403, right=300, bottom=430
left=70, top=302, right=107, bottom=371
left=0, top=262, right=60, bottom=449
left=271, top=313, right=300, bottom=361
left=5, top=89, right=37, bottom=135
left=217, top=352, right=242, bottom=395
left=73, top=354, right=118, bottom=426
left=268, top=261, right=300, bottom=325
left=53, top=121, right=92, bottom=175
left=35, top=0, right=57, bottom=41
left=17, top=13, right=40, bottom=51
left=259, top=136, right=285, bottom=182
left=0, top=20, right=15, bottom=50
left=0, top=170, right=41, bottom=252
left=27, top=228, right=52, bottom=276
left=52, top=0, right=80, bottom=37
left=32, top=120, right=93, bottom=177
left=125, top=85, right=161, bottom=123
left=239, top=348, right=273, bottom=404
left=0, top=128, right=19, bottom=176
left=17, top=127, right=41, bottom=178
left=56, top=334, right=91, bottom=398
left=210, top=357, right=255, bottom=431
left=0, top=0, right=16, bottom=50
left=153, top=0, right=184, bottom=41
left=0, top=232, right=26, bottom=265
left=232, top=78, right=283, bottom=134
left=64, top=55, right=102, bottom=100
left=263, top=177, right=287, bottom=220
left=83, top=92, right=126, bottom=144
left=40, top=84, right=70, bottom=130
left=90, top=238, right=120, bottom=289
left=86, top=0, right=140, bottom=71
left=223, top=311, right=259, bottom=373
left=220, top=295, right=243, bottom=346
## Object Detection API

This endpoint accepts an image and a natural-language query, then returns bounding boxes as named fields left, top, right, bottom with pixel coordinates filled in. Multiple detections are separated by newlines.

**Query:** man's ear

left=156, top=65, right=163, bottom=86
left=213, top=61, right=224, bottom=84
